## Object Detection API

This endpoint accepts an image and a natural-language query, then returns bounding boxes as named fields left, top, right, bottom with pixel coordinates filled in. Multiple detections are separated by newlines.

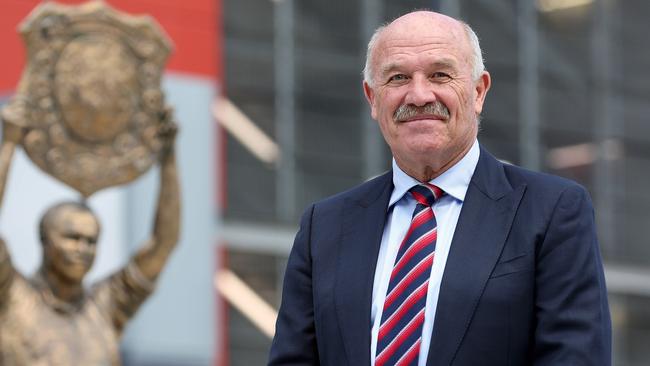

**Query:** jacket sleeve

left=533, top=184, right=612, bottom=365
left=268, top=204, right=320, bottom=365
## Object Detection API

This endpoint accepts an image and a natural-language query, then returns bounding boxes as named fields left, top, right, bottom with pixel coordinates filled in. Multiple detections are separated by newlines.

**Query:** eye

left=431, top=72, right=451, bottom=81
left=387, top=74, right=408, bottom=83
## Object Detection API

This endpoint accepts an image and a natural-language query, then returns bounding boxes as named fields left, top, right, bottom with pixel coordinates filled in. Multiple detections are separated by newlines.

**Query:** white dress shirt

left=370, top=140, right=480, bottom=366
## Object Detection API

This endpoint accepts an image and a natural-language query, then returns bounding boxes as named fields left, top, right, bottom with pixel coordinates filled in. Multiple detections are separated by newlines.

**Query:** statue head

left=39, top=201, right=100, bottom=283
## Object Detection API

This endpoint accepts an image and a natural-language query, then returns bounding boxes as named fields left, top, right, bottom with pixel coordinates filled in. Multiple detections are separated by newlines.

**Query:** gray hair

left=363, top=20, right=485, bottom=87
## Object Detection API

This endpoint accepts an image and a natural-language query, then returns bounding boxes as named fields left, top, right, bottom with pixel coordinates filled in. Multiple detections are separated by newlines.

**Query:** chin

left=405, top=141, right=448, bottom=157
left=67, top=273, right=86, bottom=282
left=62, top=267, right=90, bottom=282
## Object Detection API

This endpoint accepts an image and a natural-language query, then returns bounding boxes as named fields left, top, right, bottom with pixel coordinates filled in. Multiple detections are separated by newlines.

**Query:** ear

left=41, top=240, right=52, bottom=264
left=363, top=81, right=378, bottom=120
left=473, top=71, right=491, bottom=115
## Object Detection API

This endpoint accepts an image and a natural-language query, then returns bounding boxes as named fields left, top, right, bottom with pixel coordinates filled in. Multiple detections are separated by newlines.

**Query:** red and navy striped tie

left=375, top=183, right=443, bottom=366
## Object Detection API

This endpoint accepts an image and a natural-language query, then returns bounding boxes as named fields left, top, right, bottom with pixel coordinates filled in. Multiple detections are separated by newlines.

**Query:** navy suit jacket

left=269, top=146, right=611, bottom=366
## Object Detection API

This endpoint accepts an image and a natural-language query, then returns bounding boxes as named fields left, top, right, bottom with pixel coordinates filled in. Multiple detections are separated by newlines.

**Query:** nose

left=404, top=74, right=436, bottom=107
left=77, top=237, right=94, bottom=252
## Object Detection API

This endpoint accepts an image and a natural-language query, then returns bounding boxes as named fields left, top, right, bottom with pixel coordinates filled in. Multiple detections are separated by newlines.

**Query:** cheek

left=461, top=87, right=477, bottom=112
left=48, top=246, right=64, bottom=260
left=444, top=82, right=472, bottom=109
left=376, top=90, right=401, bottom=116
left=376, top=106, right=397, bottom=136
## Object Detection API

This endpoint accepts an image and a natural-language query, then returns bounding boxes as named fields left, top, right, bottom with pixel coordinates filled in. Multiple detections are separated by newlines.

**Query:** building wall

left=221, top=0, right=650, bottom=365
left=0, top=1, right=222, bottom=365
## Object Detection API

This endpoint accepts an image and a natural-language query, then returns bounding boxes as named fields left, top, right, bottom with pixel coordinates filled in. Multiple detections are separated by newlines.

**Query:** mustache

left=393, top=101, right=450, bottom=122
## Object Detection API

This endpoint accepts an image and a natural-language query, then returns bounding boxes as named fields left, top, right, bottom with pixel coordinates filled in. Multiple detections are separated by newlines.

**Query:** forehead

left=51, top=208, right=99, bottom=235
left=373, top=14, right=470, bottom=71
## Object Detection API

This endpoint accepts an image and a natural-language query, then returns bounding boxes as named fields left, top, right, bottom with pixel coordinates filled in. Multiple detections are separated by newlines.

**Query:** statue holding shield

left=0, top=2, right=180, bottom=365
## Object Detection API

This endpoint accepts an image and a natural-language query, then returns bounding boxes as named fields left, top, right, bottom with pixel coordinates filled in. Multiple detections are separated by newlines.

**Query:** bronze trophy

left=0, top=2, right=180, bottom=364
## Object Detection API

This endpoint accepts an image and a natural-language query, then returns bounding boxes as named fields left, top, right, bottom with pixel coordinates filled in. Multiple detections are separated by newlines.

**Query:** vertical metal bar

left=274, top=0, right=296, bottom=221
left=592, top=0, right=617, bottom=252
left=518, top=0, right=541, bottom=171
left=361, top=0, right=385, bottom=180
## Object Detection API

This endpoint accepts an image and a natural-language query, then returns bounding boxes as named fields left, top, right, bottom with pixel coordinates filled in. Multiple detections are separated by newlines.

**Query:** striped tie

left=375, top=183, right=443, bottom=366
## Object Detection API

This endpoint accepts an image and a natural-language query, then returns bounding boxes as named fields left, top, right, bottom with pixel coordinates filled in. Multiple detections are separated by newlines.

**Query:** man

left=0, top=117, right=180, bottom=365
left=269, top=10, right=611, bottom=366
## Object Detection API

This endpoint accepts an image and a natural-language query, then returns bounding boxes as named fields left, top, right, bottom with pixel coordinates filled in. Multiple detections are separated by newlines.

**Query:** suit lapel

left=427, top=148, right=526, bottom=365
left=335, top=172, right=393, bottom=366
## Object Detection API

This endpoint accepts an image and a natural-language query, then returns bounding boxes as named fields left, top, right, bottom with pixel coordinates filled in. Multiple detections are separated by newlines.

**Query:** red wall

left=0, top=0, right=222, bottom=94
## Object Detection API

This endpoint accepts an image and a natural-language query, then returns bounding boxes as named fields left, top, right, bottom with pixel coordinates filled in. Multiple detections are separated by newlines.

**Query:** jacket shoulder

left=504, top=162, right=583, bottom=189
left=501, top=161, right=590, bottom=202
left=310, top=171, right=392, bottom=211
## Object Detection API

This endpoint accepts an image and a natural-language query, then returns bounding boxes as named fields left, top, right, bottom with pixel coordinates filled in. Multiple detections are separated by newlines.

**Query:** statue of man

left=0, top=116, right=180, bottom=365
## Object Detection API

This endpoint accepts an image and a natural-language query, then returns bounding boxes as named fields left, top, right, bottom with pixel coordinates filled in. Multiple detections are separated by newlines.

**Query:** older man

left=269, top=10, right=611, bottom=366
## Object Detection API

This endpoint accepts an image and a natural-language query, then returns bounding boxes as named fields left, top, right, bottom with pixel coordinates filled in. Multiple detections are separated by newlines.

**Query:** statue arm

left=132, top=120, right=180, bottom=282
left=0, top=119, right=24, bottom=211
left=0, top=237, right=14, bottom=305
left=99, top=116, right=180, bottom=333
left=0, top=116, right=26, bottom=302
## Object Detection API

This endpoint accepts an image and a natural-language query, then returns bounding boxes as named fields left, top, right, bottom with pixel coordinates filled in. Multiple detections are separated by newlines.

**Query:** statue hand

left=2, top=118, right=28, bottom=145
left=2, top=100, right=29, bottom=145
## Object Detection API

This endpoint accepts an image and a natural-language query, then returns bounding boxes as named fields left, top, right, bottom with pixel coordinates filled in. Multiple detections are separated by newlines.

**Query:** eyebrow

left=379, top=58, right=458, bottom=77
left=62, top=229, right=95, bottom=239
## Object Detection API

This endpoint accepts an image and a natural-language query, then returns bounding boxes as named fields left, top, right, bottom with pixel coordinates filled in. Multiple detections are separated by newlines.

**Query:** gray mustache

left=394, top=102, right=450, bottom=122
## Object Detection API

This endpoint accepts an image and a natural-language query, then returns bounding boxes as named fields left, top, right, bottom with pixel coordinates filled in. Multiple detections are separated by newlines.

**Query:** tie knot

left=409, top=184, right=443, bottom=206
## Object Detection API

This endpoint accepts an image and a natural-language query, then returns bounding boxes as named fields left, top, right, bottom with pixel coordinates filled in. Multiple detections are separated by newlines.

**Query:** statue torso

left=0, top=268, right=151, bottom=366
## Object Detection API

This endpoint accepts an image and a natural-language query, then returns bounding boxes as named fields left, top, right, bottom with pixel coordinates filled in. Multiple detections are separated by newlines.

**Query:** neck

left=38, top=266, right=84, bottom=307
left=396, top=140, right=474, bottom=182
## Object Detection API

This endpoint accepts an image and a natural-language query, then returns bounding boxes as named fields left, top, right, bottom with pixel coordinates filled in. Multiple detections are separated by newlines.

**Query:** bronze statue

left=0, top=1, right=180, bottom=365
left=0, top=117, right=180, bottom=365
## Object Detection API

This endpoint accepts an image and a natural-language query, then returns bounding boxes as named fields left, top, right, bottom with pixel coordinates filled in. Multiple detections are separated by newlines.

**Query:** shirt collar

left=388, top=139, right=480, bottom=208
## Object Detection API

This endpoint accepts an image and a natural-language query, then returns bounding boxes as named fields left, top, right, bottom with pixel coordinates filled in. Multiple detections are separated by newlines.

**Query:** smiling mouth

left=400, top=114, right=447, bottom=123
left=66, top=255, right=92, bottom=265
